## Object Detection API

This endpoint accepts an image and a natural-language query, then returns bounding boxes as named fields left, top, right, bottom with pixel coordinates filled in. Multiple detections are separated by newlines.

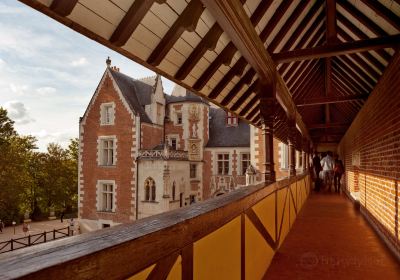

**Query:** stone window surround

left=239, top=152, right=251, bottom=176
left=96, top=180, right=117, bottom=213
left=97, top=135, right=117, bottom=167
left=100, top=102, right=115, bottom=126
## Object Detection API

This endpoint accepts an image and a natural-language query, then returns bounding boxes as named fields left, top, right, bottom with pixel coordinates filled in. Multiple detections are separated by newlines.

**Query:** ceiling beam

left=175, top=24, right=223, bottom=80
left=147, top=0, right=205, bottom=66
left=231, top=79, right=259, bottom=112
left=359, top=0, right=400, bottom=30
left=50, top=0, right=78, bottom=16
left=110, top=0, right=165, bottom=47
left=308, top=122, right=350, bottom=130
left=296, top=94, right=368, bottom=106
left=221, top=68, right=256, bottom=106
left=200, top=0, right=310, bottom=141
left=273, top=34, right=400, bottom=63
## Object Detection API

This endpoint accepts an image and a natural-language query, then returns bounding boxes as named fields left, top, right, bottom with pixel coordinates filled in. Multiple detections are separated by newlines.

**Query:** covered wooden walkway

left=264, top=192, right=400, bottom=279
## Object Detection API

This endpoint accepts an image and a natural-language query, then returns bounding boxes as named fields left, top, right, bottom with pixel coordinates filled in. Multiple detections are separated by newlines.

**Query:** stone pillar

left=258, top=80, right=276, bottom=184
left=302, top=138, right=307, bottom=173
left=288, top=118, right=296, bottom=177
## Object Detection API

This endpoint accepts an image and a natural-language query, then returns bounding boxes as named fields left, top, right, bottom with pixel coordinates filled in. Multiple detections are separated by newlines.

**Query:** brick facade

left=338, top=53, right=400, bottom=257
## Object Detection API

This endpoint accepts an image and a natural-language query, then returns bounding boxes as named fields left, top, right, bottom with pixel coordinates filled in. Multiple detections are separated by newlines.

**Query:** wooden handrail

left=0, top=173, right=308, bottom=279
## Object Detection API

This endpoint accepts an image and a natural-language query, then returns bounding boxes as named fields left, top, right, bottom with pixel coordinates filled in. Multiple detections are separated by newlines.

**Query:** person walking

left=320, top=151, right=335, bottom=191
left=312, top=152, right=322, bottom=192
left=22, top=222, right=29, bottom=236
left=69, top=218, right=75, bottom=236
left=334, top=154, right=344, bottom=193
left=0, top=220, right=4, bottom=233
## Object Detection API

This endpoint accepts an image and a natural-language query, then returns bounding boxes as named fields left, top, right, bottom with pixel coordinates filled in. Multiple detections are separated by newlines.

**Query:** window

left=241, top=153, right=251, bottom=175
left=280, top=143, right=289, bottom=169
left=226, top=112, right=238, bottom=127
left=144, top=178, right=156, bottom=201
left=170, top=138, right=177, bottom=150
left=190, top=195, right=196, bottom=205
left=172, top=182, right=176, bottom=200
left=101, top=183, right=114, bottom=212
left=297, top=151, right=303, bottom=169
left=176, top=112, right=182, bottom=125
left=217, top=153, right=230, bottom=175
left=100, top=138, right=115, bottom=166
left=100, top=103, right=115, bottom=125
left=190, top=164, right=197, bottom=178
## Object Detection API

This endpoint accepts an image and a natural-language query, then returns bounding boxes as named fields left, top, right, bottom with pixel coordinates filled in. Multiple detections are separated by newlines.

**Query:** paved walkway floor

left=264, top=191, right=400, bottom=280
left=0, top=219, right=74, bottom=242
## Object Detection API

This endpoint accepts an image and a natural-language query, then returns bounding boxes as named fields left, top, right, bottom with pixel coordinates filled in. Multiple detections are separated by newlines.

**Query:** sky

left=0, top=0, right=175, bottom=151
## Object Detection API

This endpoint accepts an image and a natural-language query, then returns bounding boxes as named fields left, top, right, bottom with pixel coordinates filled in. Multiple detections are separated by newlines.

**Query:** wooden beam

left=208, top=57, right=247, bottom=99
left=231, top=79, right=259, bottom=112
left=308, top=122, right=350, bottom=129
left=359, top=0, right=400, bottom=30
left=175, top=24, right=223, bottom=80
left=296, top=94, right=368, bottom=106
left=221, top=68, right=256, bottom=106
left=337, top=0, right=389, bottom=37
left=259, top=0, right=293, bottom=43
left=200, top=0, right=276, bottom=88
left=333, top=58, right=373, bottom=91
left=50, top=0, right=77, bottom=16
left=147, top=0, right=205, bottom=66
left=267, top=0, right=309, bottom=52
left=272, top=34, right=400, bottom=63
left=193, top=42, right=237, bottom=91
left=337, top=13, right=391, bottom=62
left=110, top=0, right=164, bottom=47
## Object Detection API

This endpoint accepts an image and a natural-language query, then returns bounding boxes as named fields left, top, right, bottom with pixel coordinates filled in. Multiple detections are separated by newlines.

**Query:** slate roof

left=207, top=108, right=250, bottom=147
left=165, top=91, right=208, bottom=105
left=109, top=69, right=153, bottom=123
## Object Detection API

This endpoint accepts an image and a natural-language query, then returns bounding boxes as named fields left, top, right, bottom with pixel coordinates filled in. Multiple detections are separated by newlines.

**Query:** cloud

left=9, top=83, right=29, bottom=95
left=70, top=57, right=88, bottom=67
left=3, top=100, right=35, bottom=124
left=32, top=129, right=76, bottom=150
left=35, top=86, right=56, bottom=96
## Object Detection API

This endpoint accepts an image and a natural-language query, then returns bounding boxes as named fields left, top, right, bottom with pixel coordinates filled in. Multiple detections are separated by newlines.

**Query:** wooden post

left=288, top=118, right=296, bottom=177
left=28, top=235, right=31, bottom=246
left=10, top=239, right=13, bottom=251
left=259, top=81, right=276, bottom=184
left=53, top=229, right=56, bottom=240
left=43, top=231, right=46, bottom=243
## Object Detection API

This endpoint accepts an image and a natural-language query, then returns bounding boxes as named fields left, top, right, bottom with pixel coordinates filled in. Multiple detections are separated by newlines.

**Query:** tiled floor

left=264, top=191, right=400, bottom=280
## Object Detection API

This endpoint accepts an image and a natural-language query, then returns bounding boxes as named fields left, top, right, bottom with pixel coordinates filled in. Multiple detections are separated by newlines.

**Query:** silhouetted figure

left=312, top=153, right=322, bottom=192
left=334, top=155, right=344, bottom=193
left=321, top=151, right=335, bottom=191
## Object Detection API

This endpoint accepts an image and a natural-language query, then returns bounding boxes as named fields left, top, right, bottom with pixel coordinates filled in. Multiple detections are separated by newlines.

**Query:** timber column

left=259, top=82, right=276, bottom=183
left=288, top=118, right=296, bottom=177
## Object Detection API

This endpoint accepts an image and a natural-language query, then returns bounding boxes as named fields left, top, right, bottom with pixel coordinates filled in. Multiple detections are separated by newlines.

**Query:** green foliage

left=0, top=107, right=78, bottom=223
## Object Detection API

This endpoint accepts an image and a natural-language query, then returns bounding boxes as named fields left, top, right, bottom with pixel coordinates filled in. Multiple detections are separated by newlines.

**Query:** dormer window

left=100, top=102, right=115, bottom=125
left=226, top=112, right=238, bottom=127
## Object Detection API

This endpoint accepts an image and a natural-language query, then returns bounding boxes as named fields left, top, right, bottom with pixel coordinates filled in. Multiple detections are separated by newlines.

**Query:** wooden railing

left=0, top=173, right=310, bottom=279
left=0, top=226, right=70, bottom=254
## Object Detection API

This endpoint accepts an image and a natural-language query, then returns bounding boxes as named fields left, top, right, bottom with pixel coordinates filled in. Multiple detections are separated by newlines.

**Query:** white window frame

left=240, top=153, right=251, bottom=175
left=217, top=153, right=230, bottom=175
left=226, top=112, right=238, bottom=127
left=280, top=143, right=289, bottom=169
left=100, top=102, right=115, bottom=125
left=98, top=136, right=117, bottom=166
left=96, top=180, right=116, bottom=212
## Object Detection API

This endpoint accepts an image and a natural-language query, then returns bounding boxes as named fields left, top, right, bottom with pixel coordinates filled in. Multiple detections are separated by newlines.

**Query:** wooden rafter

left=193, top=42, right=237, bottom=91
left=50, top=0, right=77, bottom=16
left=267, top=1, right=310, bottom=52
left=333, top=58, right=373, bottom=90
left=175, top=23, right=223, bottom=80
left=221, top=68, right=256, bottom=106
left=147, top=0, right=205, bottom=66
left=296, top=94, right=368, bottom=106
left=337, top=28, right=385, bottom=73
left=361, top=0, right=400, bottom=31
left=337, top=0, right=388, bottom=37
left=337, top=55, right=376, bottom=86
left=280, top=15, right=325, bottom=78
left=230, top=80, right=258, bottom=111
left=337, top=13, right=391, bottom=61
left=110, top=0, right=165, bottom=47
left=308, top=122, right=350, bottom=129
left=273, top=34, right=400, bottom=63
left=259, top=0, right=293, bottom=43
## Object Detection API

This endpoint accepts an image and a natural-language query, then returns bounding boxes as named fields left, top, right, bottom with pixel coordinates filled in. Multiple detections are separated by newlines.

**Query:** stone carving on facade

left=137, top=149, right=188, bottom=160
